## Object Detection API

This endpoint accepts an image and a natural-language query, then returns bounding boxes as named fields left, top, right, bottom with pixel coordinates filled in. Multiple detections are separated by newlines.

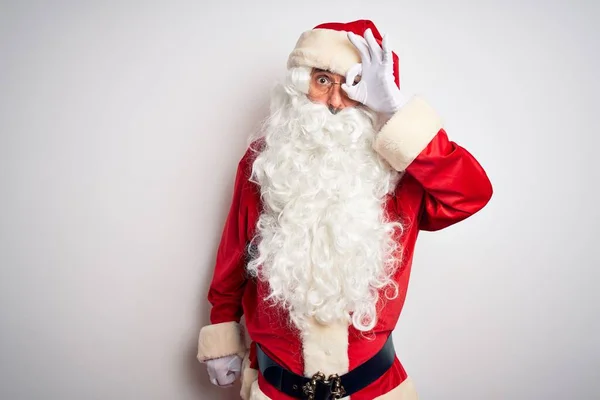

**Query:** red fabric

left=206, top=129, right=492, bottom=398
left=206, top=151, right=261, bottom=324
left=313, top=19, right=401, bottom=89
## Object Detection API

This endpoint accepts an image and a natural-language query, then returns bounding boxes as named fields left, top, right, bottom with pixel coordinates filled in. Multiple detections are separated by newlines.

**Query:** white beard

left=247, top=69, right=404, bottom=332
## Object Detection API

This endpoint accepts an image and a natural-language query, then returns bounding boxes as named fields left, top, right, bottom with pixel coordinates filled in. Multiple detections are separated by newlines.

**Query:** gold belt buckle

left=302, top=371, right=346, bottom=400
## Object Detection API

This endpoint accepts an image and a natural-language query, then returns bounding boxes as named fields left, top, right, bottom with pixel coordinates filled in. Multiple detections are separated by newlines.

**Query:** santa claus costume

left=197, top=19, right=493, bottom=400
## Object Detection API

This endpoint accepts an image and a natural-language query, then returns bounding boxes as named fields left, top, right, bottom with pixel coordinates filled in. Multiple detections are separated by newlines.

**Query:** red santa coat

left=197, top=96, right=493, bottom=399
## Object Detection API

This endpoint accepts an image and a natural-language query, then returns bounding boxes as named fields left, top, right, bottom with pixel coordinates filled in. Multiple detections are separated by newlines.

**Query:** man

left=197, top=19, right=493, bottom=400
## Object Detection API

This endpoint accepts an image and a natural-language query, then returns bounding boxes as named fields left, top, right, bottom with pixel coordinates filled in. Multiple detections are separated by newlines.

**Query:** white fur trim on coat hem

left=249, top=380, right=270, bottom=400
left=240, top=352, right=258, bottom=400
left=373, top=96, right=443, bottom=171
left=196, top=321, right=246, bottom=362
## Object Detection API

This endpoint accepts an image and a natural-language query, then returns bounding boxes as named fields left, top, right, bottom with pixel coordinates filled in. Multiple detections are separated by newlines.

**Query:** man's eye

left=317, top=77, right=329, bottom=85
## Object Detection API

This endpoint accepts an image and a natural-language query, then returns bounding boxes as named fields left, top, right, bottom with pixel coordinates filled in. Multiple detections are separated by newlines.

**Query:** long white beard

left=247, top=69, right=404, bottom=332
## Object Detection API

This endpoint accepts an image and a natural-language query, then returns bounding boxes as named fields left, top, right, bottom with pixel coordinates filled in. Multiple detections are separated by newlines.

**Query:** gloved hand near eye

left=342, top=28, right=410, bottom=115
left=206, top=354, right=242, bottom=388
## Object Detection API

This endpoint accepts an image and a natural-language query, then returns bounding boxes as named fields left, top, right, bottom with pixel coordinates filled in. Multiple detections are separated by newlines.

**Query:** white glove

left=206, top=354, right=242, bottom=388
left=342, top=28, right=410, bottom=115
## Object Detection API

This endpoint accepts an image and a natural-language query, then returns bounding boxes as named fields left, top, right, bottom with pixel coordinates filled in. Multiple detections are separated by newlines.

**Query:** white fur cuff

left=373, top=96, right=443, bottom=171
left=196, top=321, right=247, bottom=362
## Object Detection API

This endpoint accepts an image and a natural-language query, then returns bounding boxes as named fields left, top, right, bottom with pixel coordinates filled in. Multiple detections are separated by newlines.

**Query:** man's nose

left=327, top=85, right=346, bottom=111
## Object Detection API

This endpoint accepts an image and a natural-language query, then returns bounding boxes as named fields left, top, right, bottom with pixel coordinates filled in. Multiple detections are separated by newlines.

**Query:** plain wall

left=1, top=1, right=598, bottom=399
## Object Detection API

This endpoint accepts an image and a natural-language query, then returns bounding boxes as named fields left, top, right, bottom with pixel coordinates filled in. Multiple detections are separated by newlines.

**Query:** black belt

left=256, top=334, right=395, bottom=400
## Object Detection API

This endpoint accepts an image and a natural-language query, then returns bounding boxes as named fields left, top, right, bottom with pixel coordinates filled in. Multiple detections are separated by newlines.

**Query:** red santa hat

left=287, top=19, right=400, bottom=89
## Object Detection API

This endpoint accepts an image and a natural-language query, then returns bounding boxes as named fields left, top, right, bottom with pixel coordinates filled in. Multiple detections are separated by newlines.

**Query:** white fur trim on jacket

left=302, top=318, right=349, bottom=377
left=373, top=96, right=443, bottom=171
left=247, top=318, right=350, bottom=398
left=249, top=380, right=270, bottom=400
left=287, top=29, right=361, bottom=77
left=240, top=351, right=258, bottom=400
left=196, top=321, right=246, bottom=362
left=248, top=376, right=418, bottom=399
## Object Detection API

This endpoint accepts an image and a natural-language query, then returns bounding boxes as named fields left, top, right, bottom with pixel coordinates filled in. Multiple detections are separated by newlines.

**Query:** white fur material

left=287, top=28, right=361, bottom=77
left=248, top=376, right=418, bottom=399
left=243, top=67, right=421, bottom=400
left=240, top=352, right=258, bottom=400
left=373, top=96, right=443, bottom=171
left=247, top=68, right=403, bottom=333
left=249, top=380, right=270, bottom=400
left=196, top=321, right=246, bottom=362
left=302, top=318, right=349, bottom=377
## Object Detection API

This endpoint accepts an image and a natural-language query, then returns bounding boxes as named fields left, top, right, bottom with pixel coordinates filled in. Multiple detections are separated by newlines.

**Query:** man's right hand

left=206, top=354, right=242, bottom=388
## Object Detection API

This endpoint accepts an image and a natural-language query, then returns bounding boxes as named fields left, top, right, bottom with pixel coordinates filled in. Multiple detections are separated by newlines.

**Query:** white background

left=1, top=1, right=598, bottom=399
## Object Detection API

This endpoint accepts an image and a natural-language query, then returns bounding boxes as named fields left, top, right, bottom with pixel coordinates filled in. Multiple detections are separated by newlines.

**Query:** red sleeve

left=207, top=147, right=259, bottom=324
left=406, top=128, right=493, bottom=231
left=373, top=96, right=493, bottom=231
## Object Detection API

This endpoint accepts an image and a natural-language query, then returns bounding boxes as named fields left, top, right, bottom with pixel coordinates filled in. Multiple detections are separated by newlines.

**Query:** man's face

left=307, top=68, right=361, bottom=114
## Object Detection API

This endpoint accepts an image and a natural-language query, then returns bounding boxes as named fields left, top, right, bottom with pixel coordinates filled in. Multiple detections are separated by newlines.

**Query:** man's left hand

left=342, top=28, right=409, bottom=115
